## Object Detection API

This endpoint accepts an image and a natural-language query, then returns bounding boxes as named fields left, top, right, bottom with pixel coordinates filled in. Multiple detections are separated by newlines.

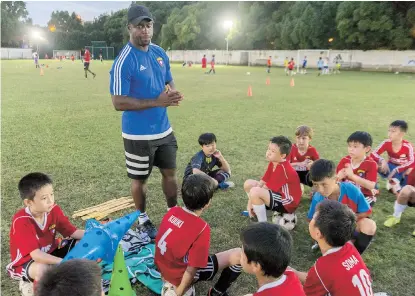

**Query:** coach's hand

left=156, top=90, right=183, bottom=107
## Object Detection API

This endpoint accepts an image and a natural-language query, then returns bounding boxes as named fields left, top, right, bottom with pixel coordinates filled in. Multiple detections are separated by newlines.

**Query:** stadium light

left=224, top=21, right=233, bottom=65
left=31, top=30, right=44, bottom=53
left=223, top=20, right=233, bottom=30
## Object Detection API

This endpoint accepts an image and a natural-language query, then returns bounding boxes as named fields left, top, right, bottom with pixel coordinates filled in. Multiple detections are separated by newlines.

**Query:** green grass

left=1, top=59, right=415, bottom=296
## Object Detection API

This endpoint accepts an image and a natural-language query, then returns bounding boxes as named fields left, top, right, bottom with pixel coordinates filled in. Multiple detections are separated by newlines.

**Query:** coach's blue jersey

left=110, top=42, right=173, bottom=140
left=307, top=182, right=371, bottom=220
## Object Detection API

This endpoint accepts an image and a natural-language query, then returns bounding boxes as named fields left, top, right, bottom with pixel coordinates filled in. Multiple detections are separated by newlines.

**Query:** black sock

left=214, top=172, right=230, bottom=183
left=213, top=264, right=242, bottom=294
left=354, top=232, right=373, bottom=254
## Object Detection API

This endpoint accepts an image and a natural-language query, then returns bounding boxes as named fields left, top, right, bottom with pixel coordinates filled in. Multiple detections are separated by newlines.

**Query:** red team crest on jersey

left=157, top=57, right=163, bottom=66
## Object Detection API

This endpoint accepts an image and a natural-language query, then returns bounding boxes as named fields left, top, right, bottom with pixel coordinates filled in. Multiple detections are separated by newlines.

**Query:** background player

left=83, top=48, right=96, bottom=79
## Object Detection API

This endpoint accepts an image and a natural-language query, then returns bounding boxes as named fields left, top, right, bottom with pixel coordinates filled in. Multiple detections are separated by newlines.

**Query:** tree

left=1, top=1, right=29, bottom=47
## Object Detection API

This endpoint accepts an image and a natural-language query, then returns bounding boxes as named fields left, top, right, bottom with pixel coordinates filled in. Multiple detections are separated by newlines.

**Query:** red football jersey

left=254, top=270, right=305, bottom=296
left=304, top=243, right=373, bottom=296
left=407, top=168, right=415, bottom=186
left=202, top=57, right=207, bottom=66
left=371, top=139, right=414, bottom=173
left=7, top=205, right=77, bottom=279
left=337, top=156, right=378, bottom=199
left=261, top=160, right=302, bottom=213
left=84, top=50, right=91, bottom=62
left=288, top=144, right=320, bottom=171
left=155, top=207, right=210, bottom=286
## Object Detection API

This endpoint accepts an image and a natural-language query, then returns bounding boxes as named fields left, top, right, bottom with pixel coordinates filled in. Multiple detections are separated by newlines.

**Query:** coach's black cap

left=128, top=5, right=154, bottom=25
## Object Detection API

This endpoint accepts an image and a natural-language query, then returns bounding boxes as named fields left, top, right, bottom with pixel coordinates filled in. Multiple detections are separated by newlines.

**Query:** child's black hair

left=198, top=133, right=217, bottom=146
left=309, top=159, right=336, bottom=182
left=347, top=131, right=372, bottom=147
left=390, top=120, right=408, bottom=133
left=270, top=136, right=292, bottom=156
left=36, top=259, right=102, bottom=296
left=313, top=200, right=356, bottom=247
left=182, top=174, right=216, bottom=211
left=18, top=172, right=53, bottom=200
left=241, top=222, right=292, bottom=278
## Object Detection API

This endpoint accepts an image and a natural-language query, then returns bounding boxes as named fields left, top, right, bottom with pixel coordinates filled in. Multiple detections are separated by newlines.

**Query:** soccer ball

left=272, top=213, right=297, bottom=231
left=386, top=178, right=401, bottom=193
left=162, top=282, right=195, bottom=296
left=246, top=72, right=251, bottom=75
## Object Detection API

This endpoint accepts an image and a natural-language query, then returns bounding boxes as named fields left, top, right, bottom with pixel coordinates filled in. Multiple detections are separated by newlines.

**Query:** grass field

left=1, top=59, right=415, bottom=296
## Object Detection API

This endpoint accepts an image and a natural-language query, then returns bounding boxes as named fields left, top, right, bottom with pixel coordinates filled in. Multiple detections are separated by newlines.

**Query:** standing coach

left=109, top=4, right=183, bottom=238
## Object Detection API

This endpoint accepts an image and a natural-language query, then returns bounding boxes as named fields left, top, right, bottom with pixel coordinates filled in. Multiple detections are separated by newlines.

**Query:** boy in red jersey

left=337, top=131, right=378, bottom=206
left=371, top=120, right=414, bottom=192
left=6, top=173, right=85, bottom=295
left=206, top=54, right=216, bottom=74
left=266, top=56, right=272, bottom=73
left=240, top=223, right=305, bottom=296
left=288, top=125, right=320, bottom=190
left=155, top=174, right=242, bottom=296
left=287, top=58, right=295, bottom=76
left=83, top=48, right=96, bottom=78
left=244, top=136, right=302, bottom=222
left=292, top=200, right=374, bottom=296
left=202, top=54, right=207, bottom=69
left=384, top=168, right=415, bottom=235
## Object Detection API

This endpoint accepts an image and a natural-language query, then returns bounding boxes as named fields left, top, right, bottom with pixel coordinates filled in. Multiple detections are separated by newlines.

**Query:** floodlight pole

left=226, top=37, right=229, bottom=65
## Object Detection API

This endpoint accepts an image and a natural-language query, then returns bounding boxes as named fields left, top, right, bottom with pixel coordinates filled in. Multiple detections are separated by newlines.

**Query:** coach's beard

left=134, top=36, right=151, bottom=48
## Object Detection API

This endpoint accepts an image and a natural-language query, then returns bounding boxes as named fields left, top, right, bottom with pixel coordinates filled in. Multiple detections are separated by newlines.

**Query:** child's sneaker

left=19, top=280, right=34, bottom=296
left=218, top=181, right=235, bottom=190
left=384, top=216, right=400, bottom=228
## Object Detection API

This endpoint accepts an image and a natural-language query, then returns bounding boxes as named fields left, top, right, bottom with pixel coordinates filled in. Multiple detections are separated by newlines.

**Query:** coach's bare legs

left=160, top=168, right=178, bottom=208
left=131, top=179, right=147, bottom=212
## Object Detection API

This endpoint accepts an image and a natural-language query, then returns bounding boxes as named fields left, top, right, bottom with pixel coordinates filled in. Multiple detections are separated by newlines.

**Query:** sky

left=26, top=1, right=132, bottom=26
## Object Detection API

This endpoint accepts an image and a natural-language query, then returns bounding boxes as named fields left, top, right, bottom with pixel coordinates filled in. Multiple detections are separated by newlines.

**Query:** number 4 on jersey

left=157, top=228, right=173, bottom=255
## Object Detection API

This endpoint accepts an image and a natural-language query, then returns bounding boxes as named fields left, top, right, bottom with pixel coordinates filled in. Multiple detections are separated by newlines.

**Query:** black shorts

left=123, top=132, right=178, bottom=180
left=21, top=239, right=76, bottom=282
left=84, top=62, right=90, bottom=70
left=302, top=65, right=306, bottom=69
left=194, top=255, right=219, bottom=282
left=408, top=201, right=415, bottom=207
left=265, top=190, right=288, bottom=214
left=318, top=67, right=322, bottom=70
left=296, top=170, right=312, bottom=187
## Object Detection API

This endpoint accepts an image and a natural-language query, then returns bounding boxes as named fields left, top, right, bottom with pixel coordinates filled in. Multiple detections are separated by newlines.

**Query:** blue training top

left=110, top=42, right=173, bottom=140
left=307, top=182, right=371, bottom=220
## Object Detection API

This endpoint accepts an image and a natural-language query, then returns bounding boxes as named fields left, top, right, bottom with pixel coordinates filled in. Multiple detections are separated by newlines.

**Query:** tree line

left=2, top=1, right=414, bottom=57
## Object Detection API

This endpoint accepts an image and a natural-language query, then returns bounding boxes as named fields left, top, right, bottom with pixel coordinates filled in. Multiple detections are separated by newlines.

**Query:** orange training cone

left=266, top=77, right=270, bottom=85
left=40, top=68, right=44, bottom=76
left=247, top=85, right=253, bottom=97
left=290, top=78, right=295, bottom=87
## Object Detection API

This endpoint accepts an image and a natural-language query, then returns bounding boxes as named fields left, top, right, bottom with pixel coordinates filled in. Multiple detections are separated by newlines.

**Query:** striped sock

left=214, top=264, right=242, bottom=293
